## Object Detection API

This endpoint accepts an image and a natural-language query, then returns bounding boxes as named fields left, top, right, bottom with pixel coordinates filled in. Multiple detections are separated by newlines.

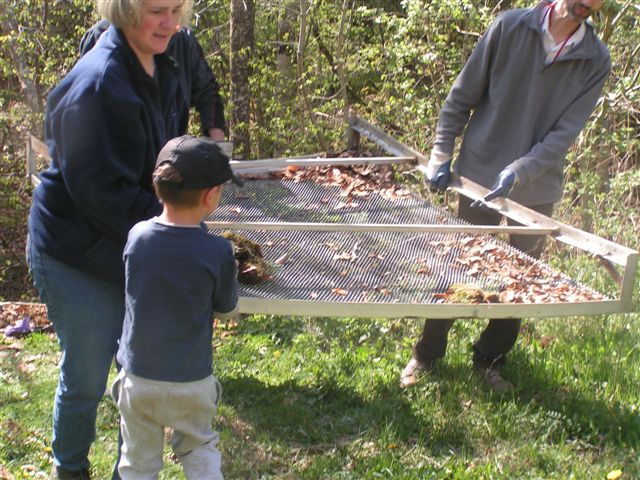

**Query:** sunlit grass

left=2, top=309, right=638, bottom=479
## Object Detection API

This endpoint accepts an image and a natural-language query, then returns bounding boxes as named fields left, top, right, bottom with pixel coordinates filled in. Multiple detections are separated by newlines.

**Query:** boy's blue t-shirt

left=117, top=219, right=238, bottom=382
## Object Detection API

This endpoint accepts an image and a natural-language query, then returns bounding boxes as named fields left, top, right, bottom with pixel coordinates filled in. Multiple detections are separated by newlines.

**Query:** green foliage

left=0, top=2, right=639, bottom=475
left=0, top=0, right=97, bottom=119
left=0, top=1, right=97, bottom=300
left=2, top=1, right=638, bottom=254
left=0, top=102, right=35, bottom=301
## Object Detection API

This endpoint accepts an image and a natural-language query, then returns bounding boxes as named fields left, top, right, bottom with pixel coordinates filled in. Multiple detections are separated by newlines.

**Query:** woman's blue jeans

left=27, top=237, right=124, bottom=471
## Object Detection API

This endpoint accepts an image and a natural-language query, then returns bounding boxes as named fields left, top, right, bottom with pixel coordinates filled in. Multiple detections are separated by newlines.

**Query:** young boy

left=111, top=135, right=243, bottom=480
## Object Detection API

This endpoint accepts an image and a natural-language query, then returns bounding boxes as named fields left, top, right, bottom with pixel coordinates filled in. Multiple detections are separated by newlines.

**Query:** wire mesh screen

left=207, top=175, right=604, bottom=305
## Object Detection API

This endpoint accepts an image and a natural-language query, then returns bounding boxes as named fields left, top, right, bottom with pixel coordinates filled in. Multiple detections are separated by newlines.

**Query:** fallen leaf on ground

left=607, top=470, right=622, bottom=480
left=274, top=254, right=289, bottom=265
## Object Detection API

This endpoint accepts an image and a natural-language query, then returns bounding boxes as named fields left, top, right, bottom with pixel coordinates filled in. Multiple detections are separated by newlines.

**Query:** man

left=400, top=0, right=609, bottom=391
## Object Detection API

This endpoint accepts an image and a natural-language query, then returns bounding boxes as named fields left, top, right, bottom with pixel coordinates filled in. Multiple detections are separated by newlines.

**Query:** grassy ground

left=1, top=311, right=638, bottom=479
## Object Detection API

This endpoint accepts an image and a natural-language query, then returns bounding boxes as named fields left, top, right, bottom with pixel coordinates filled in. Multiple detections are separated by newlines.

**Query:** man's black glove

left=471, top=169, right=517, bottom=208
left=427, top=160, right=452, bottom=191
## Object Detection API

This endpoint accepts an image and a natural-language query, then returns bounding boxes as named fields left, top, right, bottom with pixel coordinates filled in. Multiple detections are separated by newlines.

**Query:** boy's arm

left=214, top=306, right=239, bottom=321
left=213, top=240, right=239, bottom=319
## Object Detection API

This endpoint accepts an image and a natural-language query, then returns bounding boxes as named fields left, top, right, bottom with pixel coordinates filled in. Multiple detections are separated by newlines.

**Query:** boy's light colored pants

left=111, top=370, right=223, bottom=480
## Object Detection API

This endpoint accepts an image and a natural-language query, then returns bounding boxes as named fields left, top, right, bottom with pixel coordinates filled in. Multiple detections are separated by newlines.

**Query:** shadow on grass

left=220, top=359, right=482, bottom=455
left=234, top=315, right=412, bottom=351
left=223, top=316, right=509, bottom=455
left=225, top=314, right=640, bottom=457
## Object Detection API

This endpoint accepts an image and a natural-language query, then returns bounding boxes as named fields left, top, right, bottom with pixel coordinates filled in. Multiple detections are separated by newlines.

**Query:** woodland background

left=0, top=0, right=640, bottom=300
left=1, top=1, right=640, bottom=479
left=1, top=0, right=638, bottom=302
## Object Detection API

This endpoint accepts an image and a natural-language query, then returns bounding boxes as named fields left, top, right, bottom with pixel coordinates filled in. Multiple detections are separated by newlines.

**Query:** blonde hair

left=96, top=0, right=193, bottom=29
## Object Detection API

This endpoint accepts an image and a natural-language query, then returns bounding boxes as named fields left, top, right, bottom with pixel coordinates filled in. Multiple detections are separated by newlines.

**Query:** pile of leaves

left=0, top=303, right=49, bottom=329
left=440, top=235, right=606, bottom=304
left=0, top=302, right=52, bottom=337
left=281, top=162, right=412, bottom=204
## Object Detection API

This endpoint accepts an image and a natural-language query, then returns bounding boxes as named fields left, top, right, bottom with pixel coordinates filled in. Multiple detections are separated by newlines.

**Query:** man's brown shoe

left=399, top=358, right=435, bottom=389
left=473, top=364, right=514, bottom=393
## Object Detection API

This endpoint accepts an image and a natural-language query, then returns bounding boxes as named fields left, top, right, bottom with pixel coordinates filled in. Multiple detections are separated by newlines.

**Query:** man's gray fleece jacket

left=434, top=1, right=611, bottom=206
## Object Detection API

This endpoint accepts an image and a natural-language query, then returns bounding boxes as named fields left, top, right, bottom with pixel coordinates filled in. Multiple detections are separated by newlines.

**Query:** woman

left=27, top=1, right=225, bottom=478
left=78, top=19, right=227, bottom=141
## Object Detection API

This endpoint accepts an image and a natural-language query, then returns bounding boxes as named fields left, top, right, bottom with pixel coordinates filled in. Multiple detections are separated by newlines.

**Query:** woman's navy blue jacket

left=78, top=19, right=227, bottom=137
left=28, top=25, right=224, bottom=284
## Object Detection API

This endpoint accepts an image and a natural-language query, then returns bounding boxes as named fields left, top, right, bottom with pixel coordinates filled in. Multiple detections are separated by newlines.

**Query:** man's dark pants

left=413, top=196, right=554, bottom=367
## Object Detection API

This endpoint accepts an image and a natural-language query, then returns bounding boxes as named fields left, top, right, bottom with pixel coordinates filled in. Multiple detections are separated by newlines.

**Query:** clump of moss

left=221, top=231, right=263, bottom=260
left=444, top=283, right=500, bottom=304
left=221, top=232, right=270, bottom=284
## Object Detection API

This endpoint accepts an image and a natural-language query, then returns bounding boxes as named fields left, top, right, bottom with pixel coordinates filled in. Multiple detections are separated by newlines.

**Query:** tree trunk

left=230, top=0, right=255, bottom=160
left=276, top=2, right=297, bottom=85
left=335, top=0, right=352, bottom=124
left=269, top=1, right=297, bottom=157
left=295, top=0, right=328, bottom=152
left=0, top=4, right=43, bottom=127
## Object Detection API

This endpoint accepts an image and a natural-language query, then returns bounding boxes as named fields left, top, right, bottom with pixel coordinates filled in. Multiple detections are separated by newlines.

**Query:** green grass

left=1, top=312, right=639, bottom=479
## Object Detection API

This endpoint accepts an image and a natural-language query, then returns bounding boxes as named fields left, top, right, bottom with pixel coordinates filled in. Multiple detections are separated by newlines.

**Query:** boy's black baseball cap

left=155, top=135, right=243, bottom=190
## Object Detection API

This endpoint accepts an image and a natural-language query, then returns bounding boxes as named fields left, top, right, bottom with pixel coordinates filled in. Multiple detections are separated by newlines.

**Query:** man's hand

left=471, top=169, right=517, bottom=208
left=427, top=160, right=452, bottom=191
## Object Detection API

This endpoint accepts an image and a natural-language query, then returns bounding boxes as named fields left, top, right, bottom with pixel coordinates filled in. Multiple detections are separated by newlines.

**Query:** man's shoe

left=473, top=364, right=513, bottom=393
left=399, top=358, right=435, bottom=389
left=49, top=466, right=91, bottom=480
